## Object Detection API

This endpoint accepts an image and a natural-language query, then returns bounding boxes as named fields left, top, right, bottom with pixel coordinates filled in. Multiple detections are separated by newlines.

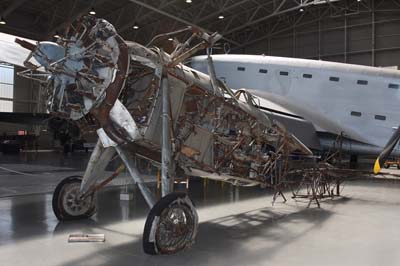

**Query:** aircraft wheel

left=52, top=176, right=97, bottom=221
left=384, top=164, right=390, bottom=169
left=143, top=192, right=198, bottom=255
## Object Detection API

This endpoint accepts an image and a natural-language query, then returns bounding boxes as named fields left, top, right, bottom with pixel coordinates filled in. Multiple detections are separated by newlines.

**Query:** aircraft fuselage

left=191, top=55, right=400, bottom=151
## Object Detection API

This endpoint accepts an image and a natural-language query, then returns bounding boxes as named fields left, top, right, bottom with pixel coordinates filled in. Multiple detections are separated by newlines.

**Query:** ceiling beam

left=223, top=0, right=316, bottom=36
left=48, top=0, right=109, bottom=37
left=118, top=0, right=179, bottom=33
left=193, top=0, right=252, bottom=24
left=2, top=0, right=29, bottom=18
left=232, top=6, right=333, bottom=50
left=126, top=0, right=241, bottom=46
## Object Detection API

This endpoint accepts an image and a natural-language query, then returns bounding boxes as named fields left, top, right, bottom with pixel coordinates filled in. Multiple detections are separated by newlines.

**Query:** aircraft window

left=329, top=77, right=340, bottom=82
left=350, top=111, right=361, bottom=117
left=389, top=83, right=399, bottom=89
left=259, top=69, right=268, bottom=74
left=375, top=115, right=386, bottom=121
left=357, top=80, right=368, bottom=85
left=303, top=74, right=312, bottom=79
left=237, top=67, right=246, bottom=71
left=280, top=71, right=289, bottom=76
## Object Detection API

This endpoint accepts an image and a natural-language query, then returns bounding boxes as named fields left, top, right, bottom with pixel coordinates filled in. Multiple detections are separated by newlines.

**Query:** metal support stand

left=115, top=146, right=156, bottom=208
left=120, top=184, right=134, bottom=201
left=161, top=73, right=174, bottom=197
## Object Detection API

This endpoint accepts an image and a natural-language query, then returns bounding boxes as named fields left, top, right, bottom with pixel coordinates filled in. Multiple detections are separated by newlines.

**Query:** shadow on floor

left=53, top=203, right=337, bottom=266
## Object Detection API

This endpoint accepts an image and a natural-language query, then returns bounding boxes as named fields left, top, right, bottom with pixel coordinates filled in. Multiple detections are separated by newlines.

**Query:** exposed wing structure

left=0, top=32, right=37, bottom=67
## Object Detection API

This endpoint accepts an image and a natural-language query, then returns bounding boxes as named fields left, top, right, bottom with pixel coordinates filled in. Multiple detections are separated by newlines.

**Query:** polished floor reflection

left=1, top=152, right=400, bottom=265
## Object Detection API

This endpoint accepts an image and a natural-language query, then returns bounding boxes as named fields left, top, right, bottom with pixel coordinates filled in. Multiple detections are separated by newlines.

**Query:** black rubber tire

left=397, top=164, right=400, bottom=170
left=384, top=164, right=390, bottom=169
left=143, top=192, right=198, bottom=255
left=52, top=176, right=97, bottom=221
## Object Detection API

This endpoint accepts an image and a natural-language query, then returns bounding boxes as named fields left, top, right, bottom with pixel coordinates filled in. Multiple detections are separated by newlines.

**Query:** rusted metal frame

left=166, top=70, right=191, bottom=86
left=130, top=69, right=155, bottom=80
left=290, top=174, right=307, bottom=198
left=261, top=140, right=286, bottom=176
left=170, top=32, right=198, bottom=59
left=198, top=97, right=220, bottom=122
left=261, top=155, right=279, bottom=179
left=308, top=171, right=321, bottom=208
left=80, top=164, right=126, bottom=200
left=324, top=132, right=344, bottom=164
left=137, top=77, right=162, bottom=129
left=124, top=75, right=158, bottom=113
left=185, top=157, right=217, bottom=174
left=272, top=190, right=287, bottom=205
left=90, top=35, right=130, bottom=144
left=174, top=120, right=196, bottom=153
left=271, top=153, right=289, bottom=204
left=168, top=42, right=209, bottom=68
left=215, top=137, right=246, bottom=170
left=272, top=138, right=291, bottom=204
left=289, top=165, right=344, bottom=206
left=146, top=26, right=193, bottom=47
left=167, top=69, right=225, bottom=108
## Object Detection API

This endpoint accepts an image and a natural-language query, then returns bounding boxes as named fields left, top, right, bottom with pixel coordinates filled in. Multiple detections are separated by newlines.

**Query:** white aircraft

left=190, top=54, right=400, bottom=156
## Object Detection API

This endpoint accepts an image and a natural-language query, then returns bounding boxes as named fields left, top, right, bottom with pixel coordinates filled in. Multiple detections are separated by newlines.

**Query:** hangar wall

left=13, top=66, right=42, bottom=113
left=243, top=9, right=400, bottom=68
left=0, top=66, right=42, bottom=136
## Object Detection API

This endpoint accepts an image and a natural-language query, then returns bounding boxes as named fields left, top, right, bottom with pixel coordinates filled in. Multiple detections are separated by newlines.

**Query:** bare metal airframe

left=16, top=16, right=316, bottom=255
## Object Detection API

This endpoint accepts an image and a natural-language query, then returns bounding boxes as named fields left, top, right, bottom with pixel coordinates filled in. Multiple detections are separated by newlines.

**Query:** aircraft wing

left=253, top=93, right=299, bottom=118
left=0, top=32, right=36, bottom=67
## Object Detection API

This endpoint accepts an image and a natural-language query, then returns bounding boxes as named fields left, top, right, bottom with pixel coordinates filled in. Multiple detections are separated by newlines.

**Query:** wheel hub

left=62, top=183, right=92, bottom=216
left=155, top=204, right=196, bottom=254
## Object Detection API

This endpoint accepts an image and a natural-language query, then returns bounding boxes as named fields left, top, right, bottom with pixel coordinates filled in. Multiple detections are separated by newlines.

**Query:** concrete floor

left=1, top=152, right=400, bottom=266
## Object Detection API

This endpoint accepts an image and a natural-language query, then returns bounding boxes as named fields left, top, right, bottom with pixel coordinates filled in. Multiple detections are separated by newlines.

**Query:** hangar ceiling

left=0, top=0, right=399, bottom=51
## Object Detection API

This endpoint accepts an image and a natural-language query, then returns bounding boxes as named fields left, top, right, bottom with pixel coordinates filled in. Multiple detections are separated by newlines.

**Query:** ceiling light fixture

left=299, top=0, right=305, bottom=12
left=218, top=14, right=224, bottom=20
left=133, top=24, right=139, bottom=30
left=54, top=31, right=60, bottom=38
left=0, top=17, right=6, bottom=25
left=186, top=0, right=192, bottom=3
left=89, top=7, right=96, bottom=15
left=168, top=37, right=173, bottom=41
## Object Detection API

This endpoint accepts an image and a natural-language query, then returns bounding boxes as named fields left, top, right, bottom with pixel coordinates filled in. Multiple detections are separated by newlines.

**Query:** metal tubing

left=81, top=164, right=125, bottom=199
left=206, top=50, right=222, bottom=96
left=115, top=146, right=156, bottom=208
left=81, top=144, right=116, bottom=194
left=161, top=73, right=173, bottom=197
left=81, top=139, right=108, bottom=192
